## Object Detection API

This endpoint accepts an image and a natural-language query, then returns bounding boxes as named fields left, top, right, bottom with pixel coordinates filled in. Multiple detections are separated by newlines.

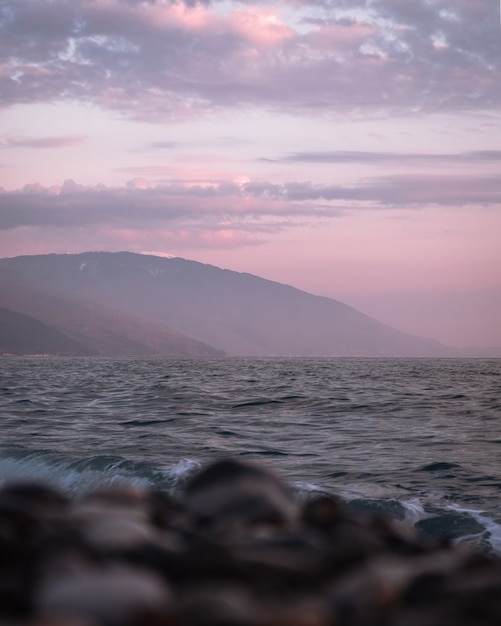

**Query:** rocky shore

left=1, top=459, right=500, bottom=625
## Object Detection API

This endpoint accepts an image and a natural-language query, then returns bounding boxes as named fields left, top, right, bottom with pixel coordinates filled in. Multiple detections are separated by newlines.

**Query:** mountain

left=0, top=270, right=224, bottom=358
left=456, top=346, right=501, bottom=358
left=0, top=251, right=455, bottom=357
left=0, top=306, right=93, bottom=356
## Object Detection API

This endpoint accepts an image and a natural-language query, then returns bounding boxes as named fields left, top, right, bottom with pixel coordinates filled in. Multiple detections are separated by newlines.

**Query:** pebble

left=0, top=459, right=500, bottom=625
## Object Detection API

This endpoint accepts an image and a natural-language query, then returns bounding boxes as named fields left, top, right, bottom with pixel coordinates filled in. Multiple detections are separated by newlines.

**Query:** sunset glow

left=0, top=0, right=500, bottom=347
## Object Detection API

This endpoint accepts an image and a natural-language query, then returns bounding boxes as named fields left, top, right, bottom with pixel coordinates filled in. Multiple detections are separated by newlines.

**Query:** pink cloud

left=1, top=170, right=500, bottom=240
left=145, top=1, right=216, bottom=31
left=1, top=0, right=499, bottom=121
left=199, top=228, right=258, bottom=248
left=128, top=227, right=260, bottom=251
left=228, top=9, right=294, bottom=48
left=127, top=178, right=151, bottom=190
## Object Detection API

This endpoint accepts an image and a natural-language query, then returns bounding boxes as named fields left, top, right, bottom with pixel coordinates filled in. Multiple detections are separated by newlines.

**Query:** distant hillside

left=456, top=346, right=501, bottom=358
left=0, top=306, right=92, bottom=356
left=0, top=274, right=224, bottom=358
left=0, top=252, right=456, bottom=357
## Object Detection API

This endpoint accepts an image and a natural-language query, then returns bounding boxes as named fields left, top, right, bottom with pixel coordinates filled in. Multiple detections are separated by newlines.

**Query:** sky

left=1, top=0, right=500, bottom=348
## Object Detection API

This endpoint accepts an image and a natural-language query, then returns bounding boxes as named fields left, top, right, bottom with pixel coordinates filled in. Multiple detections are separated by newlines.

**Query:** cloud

left=149, top=141, right=183, bottom=150
left=278, top=150, right=501, bottom=165
left=1, top=0, right=499, bottom=121
left=0, top=178, right=298, bottom=235
left=0, top=135, right=86, bottom=149
left=1, top=173, right=499, bottom=241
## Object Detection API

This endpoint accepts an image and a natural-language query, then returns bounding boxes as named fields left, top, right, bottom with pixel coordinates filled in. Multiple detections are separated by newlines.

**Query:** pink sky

left=1, top=0, right=500, bottom=348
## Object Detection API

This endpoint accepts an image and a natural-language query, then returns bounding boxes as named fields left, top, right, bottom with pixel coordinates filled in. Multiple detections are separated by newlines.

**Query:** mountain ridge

left=0, top=251, right=461, bottom=357
left=0, top=264, right=224, bottom=357
left=0, top=306, right=94, bottom=356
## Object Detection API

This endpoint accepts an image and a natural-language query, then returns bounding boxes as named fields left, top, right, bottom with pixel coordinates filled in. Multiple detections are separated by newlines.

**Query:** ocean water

left=1, top=356, right=500, bottom=554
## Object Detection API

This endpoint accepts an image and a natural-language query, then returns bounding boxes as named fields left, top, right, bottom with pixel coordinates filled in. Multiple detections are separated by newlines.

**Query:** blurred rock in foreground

left=1, top=459, right=500, bottom=625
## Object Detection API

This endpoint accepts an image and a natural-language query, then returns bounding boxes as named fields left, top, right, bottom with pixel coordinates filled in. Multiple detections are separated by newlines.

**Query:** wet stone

left=301, top=495, right=345, bottom=531
left=35, top=566, right=171, bottom=625
left=184, top=459, right=299, bottom=535
left=173, top=584, right=256, bottom=626
left=1, top=459, right=501, bottom=625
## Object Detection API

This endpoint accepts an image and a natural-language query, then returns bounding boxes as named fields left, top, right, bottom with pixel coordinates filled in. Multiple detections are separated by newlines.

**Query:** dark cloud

left=1, top=173, right=499, bottom=234
left=1, top=0, right=499, bottom=120
left=286, top=175, right=501, bottom=206
left=253, top=175, right=501, bottom=207
left=279, top=150, right=501, bottom=164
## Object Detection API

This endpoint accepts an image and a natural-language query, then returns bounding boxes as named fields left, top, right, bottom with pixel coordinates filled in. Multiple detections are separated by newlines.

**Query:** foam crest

left=0, top=446, right=200, bottom=496
left=291, top=480, right=332, bottom=500
left=159, top=458, right=202, bottom=491
left=447, top=503, right=501, bottom=555
left=400, top=498, right=431, bottom=525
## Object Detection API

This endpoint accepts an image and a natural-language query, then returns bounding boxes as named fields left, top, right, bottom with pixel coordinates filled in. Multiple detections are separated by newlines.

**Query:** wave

left=446, top=503, right=501, bottom=554
left=293, top=477, right=501, bottom=556
left=0, top=445, right=200, bottom=494
left=1, top=445, right=500, bottom=556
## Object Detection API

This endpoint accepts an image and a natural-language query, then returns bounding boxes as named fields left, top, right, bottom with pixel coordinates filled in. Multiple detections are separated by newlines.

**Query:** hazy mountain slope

left=0, top=274, right=224, bottom=358
left=0, top=306, right=93, bottom=355
left=0, top=252, right=454, bottom=357
left=456, top=346, right=501, bottom=358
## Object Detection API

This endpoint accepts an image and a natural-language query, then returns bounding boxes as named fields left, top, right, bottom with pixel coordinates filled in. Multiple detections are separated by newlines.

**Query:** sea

left=1, top=356, right=500, bottom=554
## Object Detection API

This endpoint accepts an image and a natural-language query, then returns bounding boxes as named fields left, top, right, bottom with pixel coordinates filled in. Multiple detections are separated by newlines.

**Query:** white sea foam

left=447, top=503, right=501, bottom=555
left=335, top=483, right=409, bottom=500
left=400, top=498, right=432, bottom=525
left=160, top=458, right=201, bottom=489
left=0, top=453, right=153, bottom=494
left=0, top=448, right=191, bottom=495
left=291, top=480, right=332, bottom=499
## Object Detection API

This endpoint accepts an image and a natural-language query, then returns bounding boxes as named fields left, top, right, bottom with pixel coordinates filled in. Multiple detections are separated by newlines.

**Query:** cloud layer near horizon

left=2, top=166, right=500, bottom=242
left=1, top=0, right=500, bottom=121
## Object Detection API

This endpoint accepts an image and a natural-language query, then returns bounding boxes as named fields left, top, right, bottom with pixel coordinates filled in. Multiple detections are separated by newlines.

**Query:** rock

left=0, top=483, right=70, bottom=618
left=184, top=459, right=299, bottom=535
left=173, top=584, right=256, bottom=626
left=68, top=488, right=154, bottom=551
left=1, top=460, right=501, bottom=626
left=35, top=566, right=171, bottom=625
